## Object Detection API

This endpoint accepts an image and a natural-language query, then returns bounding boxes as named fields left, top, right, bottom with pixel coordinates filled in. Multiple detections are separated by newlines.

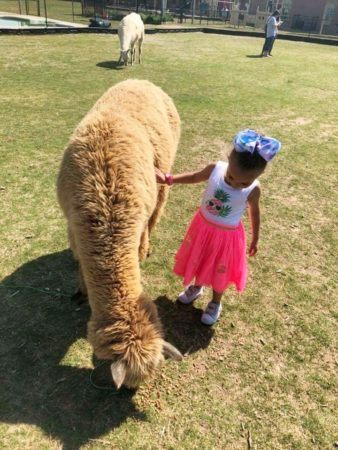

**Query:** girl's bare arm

left=247, top=185, right=261, bottom=256
left=156, top=163, right=215, bottom=185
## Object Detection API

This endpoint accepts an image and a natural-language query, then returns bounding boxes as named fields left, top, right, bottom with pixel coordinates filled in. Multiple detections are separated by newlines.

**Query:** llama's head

left=120, top=50, right=130, bottom=66
left=109, top=336, right=182, bottom=389
left=88, top=295, right=183, bottom=389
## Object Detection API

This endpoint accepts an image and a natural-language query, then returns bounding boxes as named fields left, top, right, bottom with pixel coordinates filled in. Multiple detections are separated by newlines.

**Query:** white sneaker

left=177, top=285, right=204, bottom=304
left=201, top=301, right=222, bottom=325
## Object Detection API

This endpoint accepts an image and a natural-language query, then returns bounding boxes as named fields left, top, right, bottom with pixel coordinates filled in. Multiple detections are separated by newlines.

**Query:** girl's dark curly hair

left=231, top=146, right=267, bottom=171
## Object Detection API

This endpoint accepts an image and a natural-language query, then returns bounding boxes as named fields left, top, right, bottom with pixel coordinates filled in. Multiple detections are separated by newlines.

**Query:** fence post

left=161, top=0, right=163, bottom=22
left=43, top=0, right=47, bottom=27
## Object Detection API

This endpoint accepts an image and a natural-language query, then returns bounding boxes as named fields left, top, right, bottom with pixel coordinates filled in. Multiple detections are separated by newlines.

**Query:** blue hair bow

left=233, top=129, right=281, bottom=162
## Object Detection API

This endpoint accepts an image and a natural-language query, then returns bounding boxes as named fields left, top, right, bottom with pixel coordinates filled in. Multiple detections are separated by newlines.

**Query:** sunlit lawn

left=0, top=32, right=337, bottom=449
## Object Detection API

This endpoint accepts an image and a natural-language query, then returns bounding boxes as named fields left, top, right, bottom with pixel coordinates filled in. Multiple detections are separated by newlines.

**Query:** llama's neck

left=82, top=242, right=142, bottom=318
left=119, top=28, right=132, bottom=51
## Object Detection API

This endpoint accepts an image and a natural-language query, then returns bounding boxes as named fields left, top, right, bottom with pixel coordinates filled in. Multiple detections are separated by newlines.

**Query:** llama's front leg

left=139, top=227, right=150, bottom=261
left=68, top=226, right=88, bottom=303
left=130, top=46, right=135, bottom=65
left=138, top=40, right=143, bottom=64
left=68, top=226, right=78, bottom=260
left=72, top=264, right=88, bottom=304
left=148, top=185, right=169, bottom=235
left=78, top=264, right=87, bottom=297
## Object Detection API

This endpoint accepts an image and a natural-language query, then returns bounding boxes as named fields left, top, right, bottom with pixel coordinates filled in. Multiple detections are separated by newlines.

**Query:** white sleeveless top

left=200, top=161, right=258, bottom=227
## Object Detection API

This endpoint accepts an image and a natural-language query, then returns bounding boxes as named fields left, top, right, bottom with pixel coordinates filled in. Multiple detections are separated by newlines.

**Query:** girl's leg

left=212, top=289, right=223, bottom=304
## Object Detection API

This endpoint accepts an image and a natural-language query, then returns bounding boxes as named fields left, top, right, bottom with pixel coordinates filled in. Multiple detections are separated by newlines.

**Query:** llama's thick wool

left=118, top=13, right=144, bottom=65
left=57, top=79, right=181, bottom=388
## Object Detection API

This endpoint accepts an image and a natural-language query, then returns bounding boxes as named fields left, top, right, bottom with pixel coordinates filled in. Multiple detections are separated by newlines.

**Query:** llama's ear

left=162, top=340, right=183, bottom=361
left=110, top=360, right=127, bottom=389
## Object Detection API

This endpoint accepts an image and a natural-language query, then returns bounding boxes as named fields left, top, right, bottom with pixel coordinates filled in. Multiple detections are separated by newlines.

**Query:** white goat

left=118, top=13, right=144, bottom=66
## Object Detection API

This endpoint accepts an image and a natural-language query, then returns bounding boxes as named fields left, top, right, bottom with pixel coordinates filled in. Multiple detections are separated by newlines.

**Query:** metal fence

left=291, top=14, right=319, bottom=33
left=0, top=0, right=234, bottom=25
left=1, top=0, right=337, bottom=36
left=0, top=0, right=84, bottom=24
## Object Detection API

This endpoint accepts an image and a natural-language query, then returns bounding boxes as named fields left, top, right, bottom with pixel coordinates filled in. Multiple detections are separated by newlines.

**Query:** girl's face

left=224, top=156, right=264, bottom=189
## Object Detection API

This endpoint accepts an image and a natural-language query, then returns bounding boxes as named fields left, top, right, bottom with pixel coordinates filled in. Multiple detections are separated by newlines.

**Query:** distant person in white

left=261, top=10, right=283, bottom=57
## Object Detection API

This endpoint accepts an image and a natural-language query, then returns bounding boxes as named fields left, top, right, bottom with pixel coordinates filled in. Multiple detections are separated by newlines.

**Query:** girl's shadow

left=155, top=296, right=214, bottom=355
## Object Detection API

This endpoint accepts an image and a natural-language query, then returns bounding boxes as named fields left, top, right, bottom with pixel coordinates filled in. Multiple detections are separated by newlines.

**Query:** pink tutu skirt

left=173, top=209, right=247, bottom=293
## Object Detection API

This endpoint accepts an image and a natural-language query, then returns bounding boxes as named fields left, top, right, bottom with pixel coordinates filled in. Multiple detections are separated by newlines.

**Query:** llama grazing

left=118, top=13, right=144, bottom=66
left=57, top=79, right=182, bottom=389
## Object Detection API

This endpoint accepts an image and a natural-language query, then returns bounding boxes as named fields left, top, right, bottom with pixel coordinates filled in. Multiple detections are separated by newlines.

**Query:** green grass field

left=0, top=32, right=337, bottom=449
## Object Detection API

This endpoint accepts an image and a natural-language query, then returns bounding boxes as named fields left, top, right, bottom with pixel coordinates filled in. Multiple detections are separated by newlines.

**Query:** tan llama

left=57, top=79, right=182, bottom=389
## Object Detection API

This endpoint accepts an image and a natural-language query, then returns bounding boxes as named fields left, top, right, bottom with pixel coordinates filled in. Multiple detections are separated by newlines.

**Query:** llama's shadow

left=0, top=250, right=144, bottom=450
left=96, top=60, right=124, bottom=70
left=0, top=250, right=213, bottom=449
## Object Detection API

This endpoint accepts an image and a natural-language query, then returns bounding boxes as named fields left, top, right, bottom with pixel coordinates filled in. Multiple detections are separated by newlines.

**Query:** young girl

left=156, top=129, right=281, bottom=325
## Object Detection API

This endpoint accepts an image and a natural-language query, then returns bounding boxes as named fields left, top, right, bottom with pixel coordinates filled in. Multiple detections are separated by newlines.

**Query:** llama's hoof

left=71, top=289, right=88, bottom=305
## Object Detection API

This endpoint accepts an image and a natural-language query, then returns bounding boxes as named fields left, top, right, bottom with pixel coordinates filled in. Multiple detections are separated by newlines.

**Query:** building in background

left=228, top=0, right=290, bottom=29
left=288, top=0, right=338, bottom=34
left=246, top=0, right=292, bottom=19
left=227, top=0, right=338, bottom=34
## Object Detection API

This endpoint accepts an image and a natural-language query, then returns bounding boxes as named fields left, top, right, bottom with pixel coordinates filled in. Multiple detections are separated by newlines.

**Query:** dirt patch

left=319, top=123, right=338, bottom=139
left=293, top=117, right=313, bottom=126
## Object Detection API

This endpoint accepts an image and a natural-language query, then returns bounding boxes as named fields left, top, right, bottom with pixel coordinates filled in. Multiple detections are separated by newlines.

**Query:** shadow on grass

left=96, top=60, right=124, bottom=70
left=0, top=250, right=143, bottom=450
left=0, top=250, right=213, bottom=448
left=246, top=54, right=264, bottom=58
left=155, top=296, right=214, bottom=355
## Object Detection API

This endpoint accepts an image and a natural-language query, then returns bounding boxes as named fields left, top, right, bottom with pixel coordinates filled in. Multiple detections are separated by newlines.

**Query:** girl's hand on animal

left=248, top=241, right=258, bottom=257
left=155, top=167, right=166, bottom=184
